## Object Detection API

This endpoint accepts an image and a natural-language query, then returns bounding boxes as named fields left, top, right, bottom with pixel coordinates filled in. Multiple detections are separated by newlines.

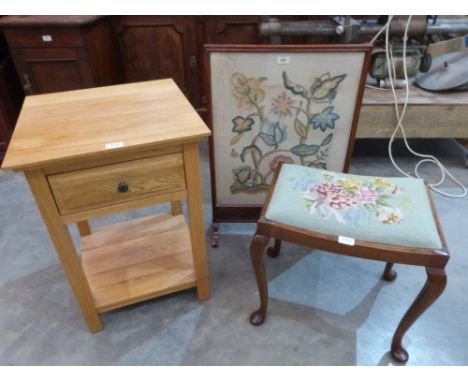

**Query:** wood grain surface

left=183, top=142, right=210, bottom=300
left=2, top=79, right=211, bottom=171
left=81, top=213, right=196, bottom=312
left=26, top=169, right=102, bottom=331
left=363, top=85, right=468, bottom=105
left=48, top=153, right=186, bottom=214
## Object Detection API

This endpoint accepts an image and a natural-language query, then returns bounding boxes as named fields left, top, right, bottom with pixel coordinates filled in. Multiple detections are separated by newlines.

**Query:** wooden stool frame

left=249, top=163, right=449, bottom=363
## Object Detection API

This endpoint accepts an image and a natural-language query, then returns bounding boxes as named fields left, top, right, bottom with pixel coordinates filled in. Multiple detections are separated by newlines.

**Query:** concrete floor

left=0, top=138, right=467, bottom=365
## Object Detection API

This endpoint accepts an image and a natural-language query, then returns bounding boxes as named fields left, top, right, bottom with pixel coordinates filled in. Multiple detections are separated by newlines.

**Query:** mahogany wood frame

left=204, top=44, right=373, bottom=246
left=249, top=162, right=449, bottom=363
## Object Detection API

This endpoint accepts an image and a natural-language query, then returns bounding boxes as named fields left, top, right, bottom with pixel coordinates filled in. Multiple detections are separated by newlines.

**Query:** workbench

left=2, top=79, right=211, bottom=332
left=357, top=85, right=468, bottom=138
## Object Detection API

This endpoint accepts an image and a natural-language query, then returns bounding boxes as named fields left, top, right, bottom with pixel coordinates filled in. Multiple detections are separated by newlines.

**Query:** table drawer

left=3, top=27, right=84, bottom=49
left=48, top=153, right=186, bottom=214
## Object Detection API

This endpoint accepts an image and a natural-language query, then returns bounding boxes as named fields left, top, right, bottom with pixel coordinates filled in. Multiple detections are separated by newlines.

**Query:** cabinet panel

left=0, top=34, right=23, bottom=163
left=30, top=60, right=83, bottom=93
left=11, top=48, right=94, bottom=94
left=120, top=25, right=186, bottom=84
left=3, top=27, right=84, bottom=48
left=116, top=16, right=200, bottom=108
left=204, top=16, right=266, bottom=44
left=1, top=16, right=124, bottom=96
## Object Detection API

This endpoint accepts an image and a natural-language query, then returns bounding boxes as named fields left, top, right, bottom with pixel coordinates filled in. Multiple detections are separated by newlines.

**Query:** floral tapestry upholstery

left=265, top=164, right=442, bottom=249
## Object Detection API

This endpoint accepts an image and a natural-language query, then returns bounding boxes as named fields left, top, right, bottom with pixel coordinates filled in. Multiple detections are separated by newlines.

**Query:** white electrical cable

left=381, top=15, right=467, bottom=198
left=369, top=16, right=394, bottom=45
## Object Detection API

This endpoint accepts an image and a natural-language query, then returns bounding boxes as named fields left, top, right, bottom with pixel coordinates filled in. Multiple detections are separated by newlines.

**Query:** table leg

left=391, top=266, right=447, bottom=363
left=26, top=170, right=102, bottom=332
left=77, top=221, right=91, bottom=237
left=249, top=233, right=270, bottom=326
left=170, top=200, right=183, bottom=215
left=267, top=239, right=282, bottom=258
left=183, top=143, right=210, bottom=300
left=382, top=262, right=397, bottom=281
left=211, top=222, right=219, bottom=248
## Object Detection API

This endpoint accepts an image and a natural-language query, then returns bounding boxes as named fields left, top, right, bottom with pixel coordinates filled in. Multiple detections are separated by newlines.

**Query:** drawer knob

left=118, top=181, right=129, bottom=193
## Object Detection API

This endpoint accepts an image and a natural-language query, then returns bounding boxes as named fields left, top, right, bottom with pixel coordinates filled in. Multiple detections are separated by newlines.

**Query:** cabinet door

left=116, top=16, right=200, bottom=108
left=0, top=55, right=23, bottom=162
left=11, top=48, right=94, bottom=94
left=0, top=109, right=11, bottom=161
left=204, top=16, right=266, bottom=44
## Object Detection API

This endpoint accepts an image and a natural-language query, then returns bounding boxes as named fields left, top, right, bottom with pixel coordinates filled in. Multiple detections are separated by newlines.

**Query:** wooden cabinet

left=0, top=29, right=23, bottom=163
left=0, top=16, right=124, bottom=95
left=0, top=15, right=340, bottom=133
left=203, top=16, right=267, bottom=44
left=115, top=16, right=200, bottom=108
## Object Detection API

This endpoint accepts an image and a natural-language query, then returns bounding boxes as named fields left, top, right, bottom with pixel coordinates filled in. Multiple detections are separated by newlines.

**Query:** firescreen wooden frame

left=204, top=44, right=372, bottom=245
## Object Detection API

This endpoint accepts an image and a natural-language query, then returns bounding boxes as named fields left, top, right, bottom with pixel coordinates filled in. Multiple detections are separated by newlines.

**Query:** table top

left=2, top=79, right=211, bottom=171
left=363, top=85, right=468, bottom=106
left=0, top=16, right=102, bottom=27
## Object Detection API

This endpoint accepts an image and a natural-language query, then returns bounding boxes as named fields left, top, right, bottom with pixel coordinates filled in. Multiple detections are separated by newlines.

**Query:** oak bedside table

left=2, top=79, right=211, bottom=332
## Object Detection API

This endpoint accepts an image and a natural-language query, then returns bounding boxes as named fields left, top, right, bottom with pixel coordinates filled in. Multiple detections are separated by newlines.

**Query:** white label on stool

left=105, top=141, right=124, bottom=149
left=338, top=236, right=355, bottom=246
left=277, top=56, right=290, bottom=65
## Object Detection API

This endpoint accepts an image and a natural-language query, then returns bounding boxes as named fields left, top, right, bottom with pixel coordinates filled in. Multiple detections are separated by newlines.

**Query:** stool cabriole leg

left=267, top=239, right=282, bottom=258
left=382, top=262, right=397, bottom=281
left=391, top=266, right=447, bottom=363
left=211, top=222, right=219, bottom=248
left=249, top=233, right=270, bottom=326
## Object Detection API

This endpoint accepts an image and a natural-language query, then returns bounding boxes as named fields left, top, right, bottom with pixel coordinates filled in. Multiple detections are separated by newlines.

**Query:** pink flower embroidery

left=328, top=194, right=358, bottom=209
left=312, top=183, right=357, bottom=210
left=299, top=175, right=410, bottom=225
left=356, top=187, right=380, bottom=204
left=312, top=182, right=342, bottom=196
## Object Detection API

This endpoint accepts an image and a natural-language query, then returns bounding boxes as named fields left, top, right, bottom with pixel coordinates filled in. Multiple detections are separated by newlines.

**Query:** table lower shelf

left=81, top=212, right=197, bottom=313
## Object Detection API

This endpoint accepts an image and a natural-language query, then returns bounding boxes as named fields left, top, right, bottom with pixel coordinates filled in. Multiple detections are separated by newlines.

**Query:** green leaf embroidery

left=321, top=133, right=333, bottom=146
left=294, top=119, right=308, bottom=139
left=232, top=166, right=252, bottom=184
left=240, top=145, right=262, bottom=164
left=232, top=116, right=254, bottom=133
left=230, top=133, right=243, bottom=145
left=310, top=74, right=346, bottom=101
left=282, top=71, right=310, bottom=99
left=291, top=144, right=320, bottom=157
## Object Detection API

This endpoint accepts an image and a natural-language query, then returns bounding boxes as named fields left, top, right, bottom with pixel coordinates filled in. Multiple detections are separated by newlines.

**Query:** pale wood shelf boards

left=81, top=213, right=196, bottom=313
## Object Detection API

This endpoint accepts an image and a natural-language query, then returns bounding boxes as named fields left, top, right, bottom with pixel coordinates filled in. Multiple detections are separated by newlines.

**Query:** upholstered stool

left=249, top=163, right=449, bottom=363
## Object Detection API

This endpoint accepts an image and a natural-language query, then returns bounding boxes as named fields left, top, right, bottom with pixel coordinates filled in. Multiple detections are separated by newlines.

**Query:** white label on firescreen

left=277, top=56, right=290, bottom=65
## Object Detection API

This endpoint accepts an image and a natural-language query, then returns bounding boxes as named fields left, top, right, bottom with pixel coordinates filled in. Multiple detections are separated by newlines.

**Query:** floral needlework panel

left=210, top=51, right=366, bottom=206
left=265, top=164, right=442, bottom=249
